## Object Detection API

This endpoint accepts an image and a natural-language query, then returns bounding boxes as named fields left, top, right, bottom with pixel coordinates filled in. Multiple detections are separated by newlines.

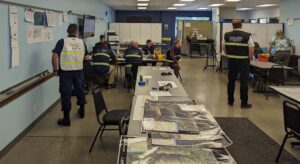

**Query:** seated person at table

left=254, top=42, right=264, bottom=59
left=92, top=45, right=117, bottom=89
left=166, top=40, right=182, bottom=78
left=142, top=39, right=157, bottom=66
left=124, top=41, right=143, bottom=75
left=142, top=39, right=155, bottom=55
left=268, top=30, right=296, bottom=66
left=94, top=35, right=111, bottom=50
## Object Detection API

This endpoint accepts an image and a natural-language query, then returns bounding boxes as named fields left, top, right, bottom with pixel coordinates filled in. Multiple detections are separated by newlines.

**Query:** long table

left=122, top=66, right=236, bottom=163
left=128, top=66, right=189, bottom=136
left=251, top=60, right=293, bottom=92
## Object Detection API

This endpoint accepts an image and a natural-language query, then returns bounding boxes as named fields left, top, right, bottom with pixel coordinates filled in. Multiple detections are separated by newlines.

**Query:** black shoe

left=228, top=102, right=234, bottom=106
left=241, top=103, right=252, bottom=109
left=57, top=119, right=70, bottom=126
left=77, top=108, right=85, bottom=118
left=106, top=84, right=117, bottom=89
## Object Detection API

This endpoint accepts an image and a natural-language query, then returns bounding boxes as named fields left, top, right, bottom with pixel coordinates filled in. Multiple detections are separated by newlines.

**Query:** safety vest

left=224, top=30, right=251, bottom=59
left=92, top=47, right=111, bottom=75
left=125, top=47, right=142, bottom=67
left=60, top=37, right=85, bottom=71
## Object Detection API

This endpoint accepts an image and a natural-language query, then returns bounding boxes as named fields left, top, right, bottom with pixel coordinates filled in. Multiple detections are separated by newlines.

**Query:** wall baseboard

left=0, top=99, right=60, bottom=159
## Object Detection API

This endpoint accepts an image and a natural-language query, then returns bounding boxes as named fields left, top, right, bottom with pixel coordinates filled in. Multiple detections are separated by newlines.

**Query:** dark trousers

left=227, top=59, right=250, bottom=105
left=59, top=71, right=86, bottom=111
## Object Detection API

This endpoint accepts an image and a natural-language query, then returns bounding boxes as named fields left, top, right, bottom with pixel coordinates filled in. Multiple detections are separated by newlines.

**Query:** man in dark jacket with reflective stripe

left=124, top=41, right=143, bottom=75
left=223, top=19, right=254, bottom=109
left=93, top=45, right=117, bottom=88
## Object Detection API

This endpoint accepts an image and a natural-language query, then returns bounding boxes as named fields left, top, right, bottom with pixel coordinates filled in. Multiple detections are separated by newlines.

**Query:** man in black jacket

left=223, top=19, right=254, bottom=109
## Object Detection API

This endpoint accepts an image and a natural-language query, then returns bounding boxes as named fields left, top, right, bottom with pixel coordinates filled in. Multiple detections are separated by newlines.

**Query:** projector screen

left=83, top=15, right=95, bottom=38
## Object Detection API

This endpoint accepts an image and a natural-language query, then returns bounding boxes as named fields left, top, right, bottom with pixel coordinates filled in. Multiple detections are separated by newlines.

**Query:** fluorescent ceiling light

left=180, top=0, right=195, bottom=1
left=173, top=3, right=186, bottom=6
left=236, top=8, right=252, bottom=10
left=137, top=3, right=148, bottom=6
left=198, top=8, right=209, bottom=10
left=256, top=4, right=277, bottom=7
left=226, top=0, right=241, bottom=2
left=137, top=0, right=150, bottom=1
left=209, top=4, right=224, bottom=7
left=168, top=7, right=177, bottom=10
left=138, top=7, right=147, bottom=9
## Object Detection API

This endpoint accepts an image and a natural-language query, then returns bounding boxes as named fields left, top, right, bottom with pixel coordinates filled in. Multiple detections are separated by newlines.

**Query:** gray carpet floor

left=216, top=117, right=300, bottom=164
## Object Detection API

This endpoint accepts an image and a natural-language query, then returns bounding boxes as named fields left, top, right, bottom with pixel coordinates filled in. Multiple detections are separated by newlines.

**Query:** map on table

left=118, top=136, right=236, bottom=164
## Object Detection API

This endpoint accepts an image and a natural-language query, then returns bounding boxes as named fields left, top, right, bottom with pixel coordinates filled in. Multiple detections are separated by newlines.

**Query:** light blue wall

left=280, top=0, right=300, bottom=54
left=0, top=0, right=114, bottom=151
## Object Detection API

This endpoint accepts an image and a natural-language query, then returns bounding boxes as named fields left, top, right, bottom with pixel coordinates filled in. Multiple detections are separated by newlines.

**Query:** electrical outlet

left=32, top=104, right=37, bottom=114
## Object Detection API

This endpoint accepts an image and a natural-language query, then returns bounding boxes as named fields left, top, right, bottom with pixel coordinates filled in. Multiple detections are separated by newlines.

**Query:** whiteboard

left=119, top=23, right=131, bottom=43
left=130, top=23, right=141, bottom=43
left=151, top=23, right=162, bottom=43
left=140, top=23, right=152, bottom=44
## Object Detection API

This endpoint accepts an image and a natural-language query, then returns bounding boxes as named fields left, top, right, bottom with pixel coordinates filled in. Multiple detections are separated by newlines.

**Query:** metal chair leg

left=276, top=133, right=289, bottom=163
left=99, top=125, right=106, bottom=138
left=89, top=125, right=103, bottom=153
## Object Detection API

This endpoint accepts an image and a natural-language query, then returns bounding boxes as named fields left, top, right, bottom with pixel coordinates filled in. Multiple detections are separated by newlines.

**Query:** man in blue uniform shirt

left=166, top=40, right=182, bottom=78
left=92, top=45, right=117, bottom=89
left=94, top=35, right=111, bottom=50
left=142, top=39, right=155, bottom=55
left=124, top=41, right=143, bottom=74
left=52, top=24, right=88, bottom=126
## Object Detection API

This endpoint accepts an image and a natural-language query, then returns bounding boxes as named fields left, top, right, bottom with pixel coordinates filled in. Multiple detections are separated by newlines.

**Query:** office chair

left=276, top=101, right=300, bottom=162
left=265, top=65, right=285, bottom=99
left=89, top=86, right=130, bottom=152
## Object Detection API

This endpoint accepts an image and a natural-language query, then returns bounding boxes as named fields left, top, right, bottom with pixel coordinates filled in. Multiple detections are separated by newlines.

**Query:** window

left=175, top=17, right=210, bottom=38
left=258, top=18, right=268, bottom=24
left=250, top=19, right=257, bottom=23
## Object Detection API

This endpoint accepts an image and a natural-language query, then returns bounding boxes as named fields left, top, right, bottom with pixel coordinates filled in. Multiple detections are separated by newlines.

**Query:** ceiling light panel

left=209, top=4, right=225, bottom=7
left=256, top=4, right=277, bottom=7
left=173, top=3, right=186, bottom=6
left=137, top=3, right=148, bottom=6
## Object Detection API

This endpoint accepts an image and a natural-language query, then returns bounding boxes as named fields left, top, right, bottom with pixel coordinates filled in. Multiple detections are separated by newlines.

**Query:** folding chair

left=276, top=101, right=300, bottom=162
left=89, top=87, right=130, bottom=152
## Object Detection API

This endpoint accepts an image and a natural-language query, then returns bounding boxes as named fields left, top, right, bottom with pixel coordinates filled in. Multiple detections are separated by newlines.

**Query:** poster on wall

left=45, top=11, right=56, bottom=27
left=26, top=26, right=53, bottom=43
left=25, top=8, right=34, bottom=23
left=34, top=10, right=47, bottom=26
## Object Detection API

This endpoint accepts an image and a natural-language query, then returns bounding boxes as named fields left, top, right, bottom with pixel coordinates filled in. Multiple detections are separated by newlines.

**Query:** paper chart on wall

left=25, top=8, right=34, bottom=23
left=9, top=14, right=18, bottom=27
left=27, top=26, right=54, bottom=43
left=11, top=46, right=20, bottom=68
left=9, top=6, right=20, bottom=68
left=63, top=12, right=68, bottom=22
left=9, top=6, right=17, bottom=14
left=58, top=13, right=63, bottom=26
left=43, top=28, right=54, bottom=41
left=45, top=11, right=56, bottom=27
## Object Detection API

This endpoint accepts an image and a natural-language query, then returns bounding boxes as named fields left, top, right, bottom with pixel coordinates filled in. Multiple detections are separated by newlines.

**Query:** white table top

left=269, top=86, right=300, bottom=104
left=134, top=66, right=188, bottom=97
left=250, top=60, right=293, bottom=70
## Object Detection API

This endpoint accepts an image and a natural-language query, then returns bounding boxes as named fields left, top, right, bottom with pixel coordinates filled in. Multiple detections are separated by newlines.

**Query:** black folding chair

left=276, top=101, right=300, bottom=162
left=89, top=86, right=130, bottom=152
left=124, top=62, right=142, bottom=92
left=265, top=65, right=285, bottom=99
